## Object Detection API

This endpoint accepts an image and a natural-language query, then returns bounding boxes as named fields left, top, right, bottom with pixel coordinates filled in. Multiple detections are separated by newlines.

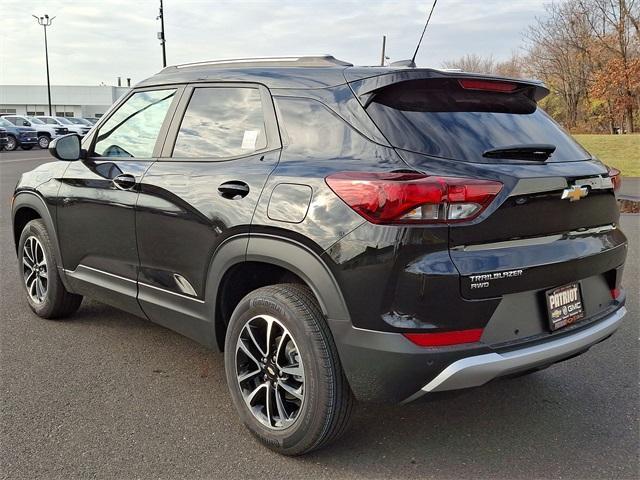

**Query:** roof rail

left=162, top=55, right=352, bottom=72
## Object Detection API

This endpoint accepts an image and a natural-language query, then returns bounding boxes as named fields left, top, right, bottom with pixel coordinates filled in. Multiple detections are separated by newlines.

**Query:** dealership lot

left=1, top=149, right=638, bottom=479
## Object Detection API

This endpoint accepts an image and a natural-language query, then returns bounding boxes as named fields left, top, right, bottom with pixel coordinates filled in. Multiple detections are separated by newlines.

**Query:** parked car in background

left=1, top=115, right=67, bottom=149
left=66, top=117, right=94, bottom=128
left=36, top=116, right=91, bottom=137
left=0, top=127, right=8, bottom=150
left=84, top=117, right=100, bottom=125
left=0, top=117, right=38, bottom=151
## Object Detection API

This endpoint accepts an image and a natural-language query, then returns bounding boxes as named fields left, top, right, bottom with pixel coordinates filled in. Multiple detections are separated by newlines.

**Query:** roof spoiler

left=347, top=69, right=550, bottom=106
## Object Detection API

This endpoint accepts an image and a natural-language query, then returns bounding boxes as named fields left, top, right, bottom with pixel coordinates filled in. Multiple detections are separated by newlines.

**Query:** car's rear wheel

left=18, top=219, right=83, bottom=319
left=224, top=284, right=353, bottom=455
left=5, top=135, right=17, bottom=151
left=38, top=135, right=51, bottom=149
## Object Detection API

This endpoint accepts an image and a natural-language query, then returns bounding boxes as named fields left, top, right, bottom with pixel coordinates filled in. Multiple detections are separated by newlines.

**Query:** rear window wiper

left=482, top=144, right=556, bottom=161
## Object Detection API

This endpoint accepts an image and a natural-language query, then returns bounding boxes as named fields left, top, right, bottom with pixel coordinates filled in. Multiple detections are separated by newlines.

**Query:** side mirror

left=49, top=134, right=81, bottom=161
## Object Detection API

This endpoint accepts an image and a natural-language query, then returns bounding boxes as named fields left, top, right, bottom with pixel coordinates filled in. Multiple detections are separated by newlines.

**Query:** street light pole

left=33, top=14, right=55, bottom=116
left=158, top=0, right=167, bottom=67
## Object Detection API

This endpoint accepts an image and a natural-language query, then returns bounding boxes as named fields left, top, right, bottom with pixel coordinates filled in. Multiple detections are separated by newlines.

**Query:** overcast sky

left=1, top=0, right=554, bottom=86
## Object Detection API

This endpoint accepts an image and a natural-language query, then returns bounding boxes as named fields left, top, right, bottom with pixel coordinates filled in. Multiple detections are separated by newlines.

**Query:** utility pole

left=158, top=0, right=167, bottom=67
left=33, top=14, right=55, bottom=116
left=380, top=35, right=387, bottom=66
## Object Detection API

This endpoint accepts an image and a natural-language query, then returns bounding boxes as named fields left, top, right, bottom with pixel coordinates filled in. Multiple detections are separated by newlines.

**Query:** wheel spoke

left=280, top=364, right=303, bottom=377
left=237, top=338, right=261, bottom=369
left=246, top=325, right=267, bottom=358
left=39, top=269, right=48, bottom=279
left=23, top=256, right=34, bottom=270
left=274, top=331, right=289, bottom=368
left=246, top=382, right=267, bottom=405
left=36, top=278, right=45, bottom=301
left=277, top=379, right=303, bottom=401
left=274, top=384, right=289, bottom=423
left=265, top=383, right=273, bottom=427
left=264, top=317, right=274, bottom=357
left=237, top=369, right=261, bottom=383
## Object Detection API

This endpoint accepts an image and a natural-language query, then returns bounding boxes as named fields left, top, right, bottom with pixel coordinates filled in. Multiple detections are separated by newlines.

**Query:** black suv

left=12, top=55, right=627, bottom=455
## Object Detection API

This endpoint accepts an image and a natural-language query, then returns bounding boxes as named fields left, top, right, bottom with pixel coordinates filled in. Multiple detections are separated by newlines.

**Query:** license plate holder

left=546, top=282, right=585, bottom=331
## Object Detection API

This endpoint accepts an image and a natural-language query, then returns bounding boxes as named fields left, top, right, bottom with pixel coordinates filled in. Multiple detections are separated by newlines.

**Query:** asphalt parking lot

left=1, top=149, right=638, bottom=480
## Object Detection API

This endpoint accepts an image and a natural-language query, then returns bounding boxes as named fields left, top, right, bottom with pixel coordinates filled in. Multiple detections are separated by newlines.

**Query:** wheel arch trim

left=12, top=191, right=71, bottom=290
left=206, top=233, right=351, bottom=345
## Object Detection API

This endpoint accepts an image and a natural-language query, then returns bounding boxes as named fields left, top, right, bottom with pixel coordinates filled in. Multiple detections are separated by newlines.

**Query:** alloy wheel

left=38, top=136, right=50, bottom=149
left=22, top=236, right=48, bottom=304
left=6, top=136, right=17, bottom=151
left=235, top=314, right=305, bottom=430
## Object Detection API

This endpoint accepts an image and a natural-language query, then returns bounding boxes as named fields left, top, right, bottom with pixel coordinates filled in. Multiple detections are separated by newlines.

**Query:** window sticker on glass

left=241, top=130, right=259, bottom=150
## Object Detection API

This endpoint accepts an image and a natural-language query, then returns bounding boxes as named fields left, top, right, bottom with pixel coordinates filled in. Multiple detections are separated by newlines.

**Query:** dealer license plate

left=546, top=283, right=585, bottom=331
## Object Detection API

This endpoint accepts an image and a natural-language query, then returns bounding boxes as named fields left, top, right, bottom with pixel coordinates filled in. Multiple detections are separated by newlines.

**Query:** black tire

left=224, top=284, right=354, bottom=456
left=38, top=135, right=51, bottom=149
left=5, top=135, right=17, bottom=151
left=21, top=145, right=34, bottom=150
left=18, top=219, right=83, bottom=319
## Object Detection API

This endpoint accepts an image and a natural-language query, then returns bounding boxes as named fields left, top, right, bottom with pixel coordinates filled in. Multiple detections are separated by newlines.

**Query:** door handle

left=218, top=181, right=250, bottom=199
left=112, top=174, right=137, bottom=191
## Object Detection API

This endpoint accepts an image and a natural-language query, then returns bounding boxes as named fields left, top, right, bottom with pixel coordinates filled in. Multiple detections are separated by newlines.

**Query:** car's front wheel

left=5, top=135, right=17, bottom=151
left=18, top=219, right=83, bottom=319
left=224, top=284, right=353, bottom=455
left=38, top=135, right=51, bottom=149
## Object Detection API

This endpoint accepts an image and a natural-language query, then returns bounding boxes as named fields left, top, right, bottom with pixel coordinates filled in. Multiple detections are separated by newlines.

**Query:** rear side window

left=366, top=79, right=589, bottom=162
left=172, top=87, right=266, bottom=159
left=93, top=89, right=176, bottom=158
left=275, top=96, right=367, bottom=159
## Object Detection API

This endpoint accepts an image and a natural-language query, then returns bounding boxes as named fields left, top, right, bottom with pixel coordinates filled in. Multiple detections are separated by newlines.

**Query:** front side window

left=93, top=89, right=176, bottom=158
left=172, top=87, right=266, bottom=159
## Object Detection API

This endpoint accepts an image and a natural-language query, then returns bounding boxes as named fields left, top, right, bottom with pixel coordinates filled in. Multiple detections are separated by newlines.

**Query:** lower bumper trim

left=403, top=306, right=626, bottom=403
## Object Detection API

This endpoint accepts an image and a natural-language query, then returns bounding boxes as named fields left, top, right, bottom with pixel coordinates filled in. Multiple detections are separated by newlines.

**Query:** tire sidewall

left=18, top=220, right=62, bottom=317
left=224, top=288, right=333, bottom=453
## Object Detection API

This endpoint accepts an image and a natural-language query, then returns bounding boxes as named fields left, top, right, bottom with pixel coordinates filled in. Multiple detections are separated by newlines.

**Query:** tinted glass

left=366, top=79, right=590, bottom=162
left=94, top=89, right=175, bottom=158
left=275, top=96, right=365, bottom=159
left=172, top=88, right=266, bottom=158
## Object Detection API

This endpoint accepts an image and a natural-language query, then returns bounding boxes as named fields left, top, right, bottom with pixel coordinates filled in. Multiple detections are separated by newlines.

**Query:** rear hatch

left=348, top=69, right=626, bottom=319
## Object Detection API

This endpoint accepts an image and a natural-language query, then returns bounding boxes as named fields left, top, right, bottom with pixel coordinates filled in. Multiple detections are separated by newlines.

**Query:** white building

left=0, top=85, right=130, bottom=118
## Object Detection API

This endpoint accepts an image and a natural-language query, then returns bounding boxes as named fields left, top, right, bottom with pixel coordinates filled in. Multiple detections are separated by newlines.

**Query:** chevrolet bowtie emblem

left=561, top=185, right=589, bottom=202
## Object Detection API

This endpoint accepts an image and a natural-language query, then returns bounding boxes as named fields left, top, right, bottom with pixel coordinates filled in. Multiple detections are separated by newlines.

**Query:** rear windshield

left=365, top=79, right=590, bottom=162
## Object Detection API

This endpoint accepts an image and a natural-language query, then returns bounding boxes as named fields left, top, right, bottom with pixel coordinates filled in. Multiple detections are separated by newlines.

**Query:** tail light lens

left=607, top=166, right=621, bottom=191
left=325, top=172, right=502, bottom=224
left=403, top=329, right=484, bottom=347
left=611, top=288, right=621, bottom=300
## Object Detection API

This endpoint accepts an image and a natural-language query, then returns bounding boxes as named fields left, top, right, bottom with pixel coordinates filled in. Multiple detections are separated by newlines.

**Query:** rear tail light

left=611, top=288, right=621, bottom=300
left=325, top=172, right=502, bottom=224
left=458, top=79, right=518, bottom=93
left=403, top=329, right=484, bottom=347
left=607, top=166, right=621, bottom=191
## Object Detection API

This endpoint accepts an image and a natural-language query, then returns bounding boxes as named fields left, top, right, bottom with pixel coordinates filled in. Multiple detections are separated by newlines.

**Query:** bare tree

left=525, top=0, right=594, bottom=128
left=442, top=53, right=497, bottom=74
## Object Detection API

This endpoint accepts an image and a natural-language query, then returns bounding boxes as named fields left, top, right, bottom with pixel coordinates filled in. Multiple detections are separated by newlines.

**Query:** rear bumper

left=402, top=305, right=626, bottom=402
left=329, top=303, right=626, bottom=403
